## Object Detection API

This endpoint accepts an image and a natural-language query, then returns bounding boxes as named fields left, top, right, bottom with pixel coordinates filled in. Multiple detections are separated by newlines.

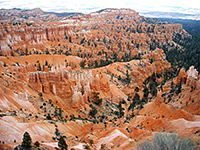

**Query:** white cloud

left=0, top=0, right=200, bottom=14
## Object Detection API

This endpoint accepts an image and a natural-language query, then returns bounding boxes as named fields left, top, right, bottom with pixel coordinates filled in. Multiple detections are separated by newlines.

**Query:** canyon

left=0, top=8, right=199, bottom=150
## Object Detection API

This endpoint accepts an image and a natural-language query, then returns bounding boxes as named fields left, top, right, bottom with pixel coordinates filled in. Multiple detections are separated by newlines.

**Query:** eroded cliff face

left=28, top=70, right=94, bottom=108
left=166, top=66, right=200, bottom=115
left=0, top=8, right=191, bottom=60
left=0, top=25, right=69, bottom=55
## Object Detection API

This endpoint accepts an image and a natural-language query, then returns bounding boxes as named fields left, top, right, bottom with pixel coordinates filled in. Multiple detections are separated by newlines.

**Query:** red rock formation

left=176, top=68, right=187, bottom=84
left=154, top=92, right=163, bottom=106
left=0, top=24, right=69, bottom=55
left=0, top=7, right=191, bottom=60
left=0, top=8, right=198, bottom=150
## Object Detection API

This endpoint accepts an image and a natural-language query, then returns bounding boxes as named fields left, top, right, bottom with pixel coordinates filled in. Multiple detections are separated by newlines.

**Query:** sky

left=0, top=0, right=200, bottom=14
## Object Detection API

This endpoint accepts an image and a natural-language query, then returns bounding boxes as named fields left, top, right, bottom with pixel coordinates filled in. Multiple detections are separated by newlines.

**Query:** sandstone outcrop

left=176, top=68, right=187, bottom=84
left=154, top=92, right=163, bottom=106
left=186, top=66, right=199, bottom=90
left=0, top=25, right=69, bottom=55
left=176, top=66, right=200, bottom=90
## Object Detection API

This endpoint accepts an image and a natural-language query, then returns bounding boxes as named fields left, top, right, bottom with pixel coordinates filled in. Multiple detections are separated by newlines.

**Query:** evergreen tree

left=100, top=59, right=104, bottom=67
left=3, top=62, right=6, bottom=67
left=45, top=49, right=50, bottom=54
left=25, top=48, right=28, bottom=55
left=135, top=87, right=139, bottom=92
left=118, top=75, right=121, bottom=80
left=55, top=128, right=60, bottom=136
left=46, top=113, right=52, bottom=120
left=22, top=132, right=32, bottom=148
left=89, top=105, right=98, bottom=117
left=54, top=106, right=58, bottom=117
left=126, top=70, right=131, bottom=84
left=133, top=93, right=140, bottom=103
left=152, top=85, right=157, bottom=97
left=80, top=60, right=86, bottom=68
left=117, top=101, right=125, bottom=118
left=11, top=51, right=14, bottom=56
left=177, top=78, right=182, bottom=94
left=149, top=82, right=157, bottom=97
left=143, top=86, right=149, bottom=99
left=38, top=63, right=41, bottom=71
left=68, top=35, right=71, bottom=43
left=34, top=141, right=40, bottom=147
left=58, top=108, right=63, bottom=119
left=45, top=60, right=48, bottom=66
left=80, top=38, right=85, bottom=44
left=128, top=100, right=136, bottom=113
left=94, top=60, right=98, bottom=68
left=152, top=72, right=156, bottom=82
left=58, top=136, right=68, bottom=150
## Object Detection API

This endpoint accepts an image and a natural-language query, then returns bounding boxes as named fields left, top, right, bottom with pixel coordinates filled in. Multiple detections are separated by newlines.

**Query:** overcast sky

left=0, top=0, right=200, bottom=14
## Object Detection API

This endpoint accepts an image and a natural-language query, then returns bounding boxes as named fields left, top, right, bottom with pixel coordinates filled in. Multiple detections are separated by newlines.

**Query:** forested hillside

left=158, top=18, right=200, bottom=72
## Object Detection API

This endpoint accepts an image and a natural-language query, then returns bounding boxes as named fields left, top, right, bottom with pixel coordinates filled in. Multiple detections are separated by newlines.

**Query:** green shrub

left=89, top=105, right=98, bottom=117
left=34, top=141, right=40, bottom=147
left=80, top=60, right=86, bottom=68
left=46, top=113, right=52, bottom=120
left=58, top=136, right=68, bottom=150
left=38, top=93, right=43, bottom=97
left=93, top=99, right=102, bottom=106
left=22, top=132, right=32, bottom=148
left=3, top=62, right=7, bottom=67
left=14, top=147, right=18, bottom=150
left=89, top=139, right=94, bottom=145
left=137, top=133, right=196, bottom=150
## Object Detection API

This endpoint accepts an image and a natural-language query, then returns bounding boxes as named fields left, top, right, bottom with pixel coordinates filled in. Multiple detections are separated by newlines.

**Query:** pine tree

left=80, top=60, right=86, bottom=68
left=152, top=85, right=157, bottom=97
left=58, top=108, right=63, bottom=119
left=34, top=141, right=40, bottom=147
left=68, top=35, right=71, bottom=43
left=89, top=105, right=98, bottom=117
left=177, top=78, right=182, bottom=94
left=58, top=136, right=68, bottom=150
left=135, top=87, right=139, bottom=92
left=45, top=49, right=50, bottom=54
left=46, top=113, right=52, bottom=120
left=126, top=70, right=131, bottom=84
left=143, top=86, right=149, bottom=98
left=95, top=60, right=98, bottom=68
left=3, top=62, right=6, bottom=67
left=25, top=48, right=28, bottom=55
left=54, top=106, right=58, bottom=117
left=149, top=82, right=157, bottom=97
left=118, top=101, right=125, bottom=118
left=21, top=132, right=32, bottom=148
left=118, top=75, right=121, bottom=80
left=45, top=60, right=48, bottom=66
left=38, top=63, right=41, bottom=71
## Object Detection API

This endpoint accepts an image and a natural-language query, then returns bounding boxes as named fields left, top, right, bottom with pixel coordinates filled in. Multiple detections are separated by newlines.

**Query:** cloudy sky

left=0, top=0, right=200, bottom=14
